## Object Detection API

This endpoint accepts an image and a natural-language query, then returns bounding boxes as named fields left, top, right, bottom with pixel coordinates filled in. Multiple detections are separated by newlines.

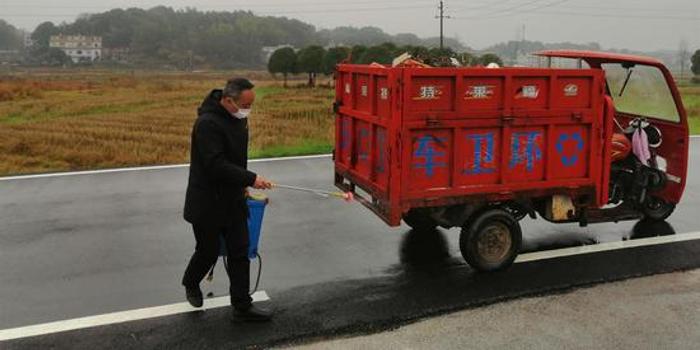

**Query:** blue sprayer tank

left=219, top=195, right=267, bottom=259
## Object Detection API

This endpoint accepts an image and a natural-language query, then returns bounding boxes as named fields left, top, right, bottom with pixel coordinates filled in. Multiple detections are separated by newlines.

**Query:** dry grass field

left=0, top=70, right=334, bottom=176
left=680, top=85, right=700, bottom=135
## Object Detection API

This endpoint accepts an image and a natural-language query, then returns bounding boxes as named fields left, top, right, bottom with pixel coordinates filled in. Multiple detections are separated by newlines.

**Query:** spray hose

left=205, top=184, right=353, bottom=297
left=272, top=183, right=354, bottom=202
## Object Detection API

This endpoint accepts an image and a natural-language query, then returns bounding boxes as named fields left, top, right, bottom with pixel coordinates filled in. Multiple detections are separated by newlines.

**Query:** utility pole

left=436, top=1, right=450, bottom=50
left=679, top=39, right=689, bottom=80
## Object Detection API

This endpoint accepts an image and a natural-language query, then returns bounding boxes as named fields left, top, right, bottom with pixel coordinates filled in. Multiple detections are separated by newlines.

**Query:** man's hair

left=222, top=78, right=254, bottom=99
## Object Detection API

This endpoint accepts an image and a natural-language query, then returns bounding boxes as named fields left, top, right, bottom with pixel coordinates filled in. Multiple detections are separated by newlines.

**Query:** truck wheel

left=403, top=209, right=438, bottom=230
left=642, top=196, right=676, bottom=221
left=459, top=209, right=522, bottom=272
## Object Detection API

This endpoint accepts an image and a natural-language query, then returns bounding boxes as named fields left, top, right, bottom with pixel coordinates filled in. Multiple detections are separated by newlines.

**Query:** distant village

left=0, top=33, right=297, bottom=68
left=4, top=33, right=131, bottom=65
left=0, top=33, right=129, bottom=66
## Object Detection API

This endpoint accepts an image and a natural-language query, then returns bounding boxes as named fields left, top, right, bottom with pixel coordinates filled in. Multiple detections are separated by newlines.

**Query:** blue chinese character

left=464, top=133, right=495, bottom=174
left=376, top=130, right=386, bottom=173
left=340, top=119, right=351, bottom=150
left=556, top=132, right=584, bottom=167
left=413, top=135, right=446, bottom=177
left=509, top=131, right=542, bottom=172
left=357, top=128, right=369, bottom=160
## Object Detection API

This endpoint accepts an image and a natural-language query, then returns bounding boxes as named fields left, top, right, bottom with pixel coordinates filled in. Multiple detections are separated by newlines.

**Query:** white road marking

left=1, top=232, right=700, bottom=341
left=0, top=154, right=331, bottom=181
left=0, top=291, right=269, bottom=342
left=516, top=231, right=700, bottom=263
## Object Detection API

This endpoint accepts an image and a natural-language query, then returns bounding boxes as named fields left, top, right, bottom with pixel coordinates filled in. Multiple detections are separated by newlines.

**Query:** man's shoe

left=232, top=305, right=272, bottom=322
left=186, top=286, right=203, bottom=308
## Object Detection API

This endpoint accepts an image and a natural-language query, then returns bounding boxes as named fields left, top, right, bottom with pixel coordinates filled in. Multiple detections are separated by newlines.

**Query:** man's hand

left=252, top=175, right=273, bottom=190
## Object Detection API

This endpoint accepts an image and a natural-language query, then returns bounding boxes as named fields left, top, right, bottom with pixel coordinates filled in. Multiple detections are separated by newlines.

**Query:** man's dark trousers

left=181, top=209, right=253, bottom=309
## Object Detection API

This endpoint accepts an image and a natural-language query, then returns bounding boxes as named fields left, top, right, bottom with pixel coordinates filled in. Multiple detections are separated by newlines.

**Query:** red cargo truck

left=333, top=50, right=689, bottom=271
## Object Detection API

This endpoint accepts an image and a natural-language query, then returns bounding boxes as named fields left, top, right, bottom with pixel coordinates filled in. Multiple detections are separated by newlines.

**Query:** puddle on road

left=386, top=218, right=679, bottom=275
left=521, top=218, right=677, bottom=253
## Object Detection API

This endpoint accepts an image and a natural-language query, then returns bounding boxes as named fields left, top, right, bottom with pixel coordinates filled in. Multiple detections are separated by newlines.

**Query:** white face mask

left=233, top=108, right=251, bottom=119
left=229, top=98, right=251, bottom=119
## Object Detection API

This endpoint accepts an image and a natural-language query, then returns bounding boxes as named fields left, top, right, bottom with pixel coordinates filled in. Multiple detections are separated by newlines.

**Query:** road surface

left=1, top=140, right=699, bottom=349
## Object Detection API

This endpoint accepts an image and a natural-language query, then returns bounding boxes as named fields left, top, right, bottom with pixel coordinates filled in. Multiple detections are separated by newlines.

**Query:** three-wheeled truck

left=333, top=50, right=689, bottom=271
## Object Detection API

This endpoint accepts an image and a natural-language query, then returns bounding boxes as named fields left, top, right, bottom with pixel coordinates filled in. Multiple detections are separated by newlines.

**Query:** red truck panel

left=335, top=65, right=607, bottom=226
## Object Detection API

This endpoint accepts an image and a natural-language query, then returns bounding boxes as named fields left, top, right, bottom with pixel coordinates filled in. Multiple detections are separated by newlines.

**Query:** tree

left=377, top=42, right=398, bottom=56
left=268, top=47, right=297, bottom=87
left=42, top=48, right=71, bottom=66
left=297, top=45, right=325, bottom=87
left=425, top=47, right=456, bottom=66
left=31, top=21, right=59, bottom=49
left=350, top=45, right=367, bottom=64
left=358, top=45, right=393, bottom=65
left=478, top=53, right=504, bottom=67
left=690, top=49, right=700, bottom=76
left=321, top=46, right=350, bottom=75
left=399, top=45, right=429, bottom=60
left=18, top=8, right=468, bottom=68
left=0, top=20, right=22, bottom=50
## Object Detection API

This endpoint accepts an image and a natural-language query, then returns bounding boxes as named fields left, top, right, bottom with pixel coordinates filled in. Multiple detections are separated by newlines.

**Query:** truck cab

left=535, top=50, right=689, bottom=220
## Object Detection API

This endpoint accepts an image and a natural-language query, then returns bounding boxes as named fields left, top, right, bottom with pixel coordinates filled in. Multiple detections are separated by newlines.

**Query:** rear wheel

left=642, top=196, right=675, bottom=221
left=459, top=209, right=522, bottom=272
left=403, top=209, right=438, bottom=230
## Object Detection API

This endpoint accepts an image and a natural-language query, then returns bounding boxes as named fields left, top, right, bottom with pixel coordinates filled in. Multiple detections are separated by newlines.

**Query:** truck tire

left=642, top=196, right=675, bottom=221
left=403, top=209, right=438, bottom=230
left=459, top=209, right=522, bottom=272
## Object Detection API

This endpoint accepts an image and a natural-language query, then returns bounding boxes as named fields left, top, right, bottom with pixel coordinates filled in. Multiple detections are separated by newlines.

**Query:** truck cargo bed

left=334, top=64, right=607, bottom=226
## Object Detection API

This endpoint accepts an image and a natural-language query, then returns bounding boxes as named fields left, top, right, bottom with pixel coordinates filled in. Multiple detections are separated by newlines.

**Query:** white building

left=49, top=35, right=102, bottom=63
left=23, top=32, right=34, bottom=48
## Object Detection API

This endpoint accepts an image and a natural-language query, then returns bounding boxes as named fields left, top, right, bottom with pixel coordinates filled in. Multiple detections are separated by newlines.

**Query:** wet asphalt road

left=1, top=139, right=699, bottom=349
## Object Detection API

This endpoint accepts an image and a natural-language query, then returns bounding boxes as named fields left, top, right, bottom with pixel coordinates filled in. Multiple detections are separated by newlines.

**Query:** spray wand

left=272, top=183, right=354, bottom=202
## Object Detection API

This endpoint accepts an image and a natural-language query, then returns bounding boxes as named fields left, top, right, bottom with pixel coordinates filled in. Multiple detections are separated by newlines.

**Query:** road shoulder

left=290, top=269, right=700, bottom=349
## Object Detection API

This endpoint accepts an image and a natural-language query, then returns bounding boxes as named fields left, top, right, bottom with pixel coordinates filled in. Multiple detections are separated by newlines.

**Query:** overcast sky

left=3, top=0, right=699, bottom=51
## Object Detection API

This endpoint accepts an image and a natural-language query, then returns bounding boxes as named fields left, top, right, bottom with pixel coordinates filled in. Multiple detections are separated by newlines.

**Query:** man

left=182, top=77, right=273, bottom=322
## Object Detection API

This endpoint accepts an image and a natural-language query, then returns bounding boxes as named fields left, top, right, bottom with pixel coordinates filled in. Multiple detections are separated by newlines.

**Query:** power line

left=451, top=2, right=699, bottom=17
left=452, top=9, right=700, bottom=22
left=545, top=4, right=699, bottom=13
left=462, top=0, right=551, bottom=18
left=256, top=4, right=433, bottom=15
left=454, top=0, right=574, bottom=20
left=450, top=0, right=700, bottom=20
left=517, top=10, right=700, bottom=21
left=445, top=0, right=510, bottom=13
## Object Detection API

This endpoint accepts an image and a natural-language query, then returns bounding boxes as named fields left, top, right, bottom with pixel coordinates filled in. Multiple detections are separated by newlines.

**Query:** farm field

left=680, top=85, right=700, bottom=135
left=0, top=69, right=698, bottom=177
left=0, top=70, right=335, bottom=176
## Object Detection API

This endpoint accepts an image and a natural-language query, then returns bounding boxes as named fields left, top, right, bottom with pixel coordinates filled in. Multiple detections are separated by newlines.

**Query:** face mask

left=233, top=108, right=251, bottom=119
left=229, top=98, right=251, bottom=119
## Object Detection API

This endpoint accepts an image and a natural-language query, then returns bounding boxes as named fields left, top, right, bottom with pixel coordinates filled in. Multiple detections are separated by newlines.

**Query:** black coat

left=183, top=89, right=257, bottom=225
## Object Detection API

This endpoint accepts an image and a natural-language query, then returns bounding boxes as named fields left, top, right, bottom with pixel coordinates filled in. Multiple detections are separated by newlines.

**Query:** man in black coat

left=182, top=78, right=273, bottom=322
